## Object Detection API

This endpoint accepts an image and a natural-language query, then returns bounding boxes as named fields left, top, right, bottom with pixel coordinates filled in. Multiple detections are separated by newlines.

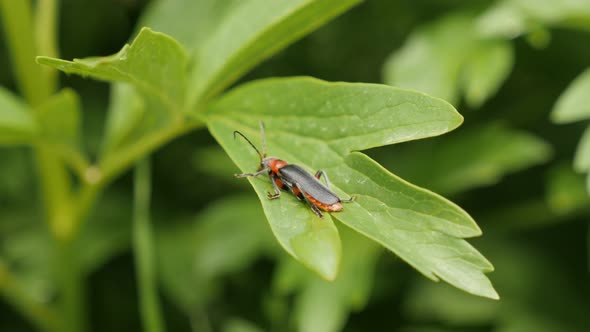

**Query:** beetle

left=233, top=122, right=354, bottom=218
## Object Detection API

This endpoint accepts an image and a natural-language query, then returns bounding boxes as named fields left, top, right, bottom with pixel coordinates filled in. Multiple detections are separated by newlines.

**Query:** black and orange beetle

left=234, top=122, right=354, bottom=218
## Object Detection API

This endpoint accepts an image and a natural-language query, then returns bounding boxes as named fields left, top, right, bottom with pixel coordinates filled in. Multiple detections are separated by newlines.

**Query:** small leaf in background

left=0, top=87, right=38, bottom=145
left=461, top=41, right=513, bottom=108
left=383, top=13, right=513, bottom=108
left=551, top=67, right=590, bottom=124
left=573, top=126, right=590, bottom=174
left=100, top=83, right=146, bottom=157
left=545, top=163, right=590, bottom=216
left=222, top=318, right=265, bottom=332
left=35, top=89, right=87, bottom=173
left=274, top=226, right=380, bottom=332
left=138, top=0, right=240, bottom=54
left=551, top=67, right=590, bottom=194
left=378, top=123, right=552, bottom=196
left=207, top=77, right=498, bottom=298
left=157, top=195, right=275, bottom=312
left=477, top=0, right=590, bottom=39
left=37, top=28, right=188, bottom=113
left=36, top=89, right=81, bottom=150
left=476, top=1, right=528, bottom=38
left=187, top=0, right=362, bottom=105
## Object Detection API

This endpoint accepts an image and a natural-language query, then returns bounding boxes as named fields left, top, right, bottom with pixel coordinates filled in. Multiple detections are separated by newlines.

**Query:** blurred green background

left=1, top=0, right=590, bottom=331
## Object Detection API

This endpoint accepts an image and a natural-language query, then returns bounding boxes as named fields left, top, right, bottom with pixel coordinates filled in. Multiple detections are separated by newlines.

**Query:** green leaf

left=100, top=83, right=146, bottom=157
left=383, top=13, right=513, bottom=108
left=381, top=123, right=552, bottom=195
left=574, top=125, right=590, bottom=173
left=207, top=77, right=497, bottom=298
left=157, top=195, right=274, bottom=311
left=476, top=1, right=530, bottom=38
left=0, top=87, right=37, bottom=144
left=461, top=41, right=513, bottom=108
left=187, top=0, right=362, bottom=106
left=35, top=89, right=87, bottom=173
left=37, top=27, right=188, bottom=112
left=477, top=0, right=590, bottom=39
left=552, top=68, right=590, bottom=123
left=222, top=318, right=265, bottom=332
left=36, top=89, right=80, bottom=148
left=545, top=163, right=590, bottom=215
left=138, top=0, right=240, bottom=54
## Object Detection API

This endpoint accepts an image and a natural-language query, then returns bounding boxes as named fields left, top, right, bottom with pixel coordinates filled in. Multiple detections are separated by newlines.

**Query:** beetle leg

left=341, top=195, right=355, bottom=203
left=315, top=170, right=354, bottom=203
left=294, top=183, right=324, bottom=218
left=314, top=170, right=331, bottom=189
left=235, top=167, right=267, bottom=178
left=267, top=173, right=281, bottom=199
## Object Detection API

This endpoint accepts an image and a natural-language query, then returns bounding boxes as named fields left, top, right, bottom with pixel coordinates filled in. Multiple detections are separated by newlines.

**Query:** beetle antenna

left=234, top=130, right=263, bottom=162
left=259, top=121, right=267, bottom=157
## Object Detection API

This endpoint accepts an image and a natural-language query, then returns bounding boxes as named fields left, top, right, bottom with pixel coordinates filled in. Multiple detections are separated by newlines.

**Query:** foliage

left=1, top=0, right=589, bottom=332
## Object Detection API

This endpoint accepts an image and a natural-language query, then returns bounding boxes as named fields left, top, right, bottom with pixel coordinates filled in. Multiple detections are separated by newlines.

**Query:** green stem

left=0, top=261, right=58, bottom=332
left=1, top=2, right=84, bottom=332
left=0, top=0, right=71, bottom=239
left=134, top=159, right=166, bottom=332
left=99, top=119, right=201, bottom=184
left=34, top=0, right=60, bottom=94
left=0, top=0, right=52, bottom=105
left=56, top=238, right=86, bottom=332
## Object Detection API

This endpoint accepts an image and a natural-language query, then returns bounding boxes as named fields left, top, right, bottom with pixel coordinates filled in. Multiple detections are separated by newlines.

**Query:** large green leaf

left=187, top=0, right=362, bottom=106
left=37, top=28, right=188, bottom=113
left=206, top=77, right=498, bottom=298
left=383, top=13, right=513, bottom=108
left=551, top=67, right=590, bottom=123
left=0, top=87, right=37, bottom=145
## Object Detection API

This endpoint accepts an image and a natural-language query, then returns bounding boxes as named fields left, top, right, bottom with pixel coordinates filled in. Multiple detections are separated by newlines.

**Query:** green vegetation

left=1, top=1, right=589, bottom=331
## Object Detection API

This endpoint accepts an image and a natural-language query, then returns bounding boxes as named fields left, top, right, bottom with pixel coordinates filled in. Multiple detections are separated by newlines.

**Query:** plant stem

left=0, top=0, right=52, bottom=105
left=0, top=261, right=58, bottom=332
left=134, top=159, right=166, bottom=332
left=35, top=0, right=59, bottom=94
left=99, top=119, right=201, bottom=185
left=56, top=239, right=86, bottom=332
left=1, top=2, right=85, bottom=332
left=0, top=1, right=70, bottom=239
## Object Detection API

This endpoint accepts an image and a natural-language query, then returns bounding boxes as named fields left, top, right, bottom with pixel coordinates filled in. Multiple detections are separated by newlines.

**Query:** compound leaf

left=207, top=77, right=497, bottom=298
